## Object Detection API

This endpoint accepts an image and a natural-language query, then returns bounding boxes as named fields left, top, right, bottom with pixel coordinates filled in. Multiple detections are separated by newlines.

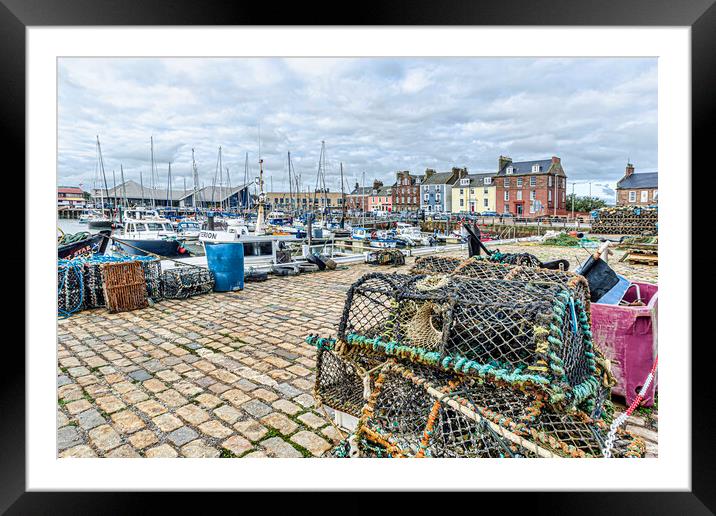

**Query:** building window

left=653, top=190, right=658, bottom=200
left=484, top=177, right=492, bottom=185
left=530, top=176, right=536, bottom=187
left=484, top=188, right=488, bottom=195
left=517, top=178, right=523, bottom=187
left=504, top=178, right=510, bottom=187
left=506, top=166, right=513, bottom=174
left=640, top=191, right=648, bottom=203
left=629, top=191, right=636, bottom=202
left=548, top=190, right=552, bottom=201
left=530, top=190, right=536, bottom=200
left=504, top=191, right=509, bottom=201
left=548, top=176, right=553, bottom=187
left=460, top=199, right=464, bottom=207
left=460, top=188, right=464, bottom=195
left=484, top=198, right=488, bottom=207
left=516, top=190, right=523, bottom=201
left=470, top=189, right=474, bottom=194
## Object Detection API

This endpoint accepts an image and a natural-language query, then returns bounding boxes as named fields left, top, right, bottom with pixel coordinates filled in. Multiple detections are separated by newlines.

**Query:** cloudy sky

left=58, top=57, right=657, bottom=201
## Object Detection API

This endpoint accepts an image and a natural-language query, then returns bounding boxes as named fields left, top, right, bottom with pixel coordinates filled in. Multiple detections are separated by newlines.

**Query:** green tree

left=566, top=194, right=607, bottom=212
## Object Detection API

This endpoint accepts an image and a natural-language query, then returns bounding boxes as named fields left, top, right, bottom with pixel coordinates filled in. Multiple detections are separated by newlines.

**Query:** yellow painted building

left=451, top=173, right=496, bottom=214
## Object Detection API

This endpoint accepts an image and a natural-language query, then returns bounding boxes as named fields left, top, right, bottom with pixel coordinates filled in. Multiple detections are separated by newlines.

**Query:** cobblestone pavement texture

left=57, top=244, right=658, bottom=458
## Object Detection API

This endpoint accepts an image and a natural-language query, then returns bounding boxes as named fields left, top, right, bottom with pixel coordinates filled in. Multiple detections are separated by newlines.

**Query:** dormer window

left=532, top=164, right=541, bottom=173
left=506, top=166, right=514, bottom=175
left=460, top=178, right=470, bottom=186
left=484, top=177, right=492, bottom=185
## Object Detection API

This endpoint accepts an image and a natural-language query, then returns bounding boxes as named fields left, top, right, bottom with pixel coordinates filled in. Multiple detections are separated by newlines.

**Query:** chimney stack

left=424, top=168, right=436, bottom=179
left=498, top=155, right=512, bottom=171
left=625, top=163, right=635, bottom=177
left=551, top=156, right=561, bottom=164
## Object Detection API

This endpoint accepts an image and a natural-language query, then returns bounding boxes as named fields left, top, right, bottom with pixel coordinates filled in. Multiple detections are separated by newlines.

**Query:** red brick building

left=494, top=156, right=568, bottom=217
left=347, top=182, right=372, bottom=212
left=616, top=163, right=658, bottom=206
left=393, top=171, right=422, bottom=212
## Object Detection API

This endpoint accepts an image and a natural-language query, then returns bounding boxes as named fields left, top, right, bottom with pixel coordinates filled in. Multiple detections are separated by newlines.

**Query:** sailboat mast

left=120, top=164, right=128, bottom=207
left=167, top=162, right=172, bottom=208
left=96, top=136, right=110, bottom=219
left=140, top=169, right=145, bottom=207
left=150, top=136, right=156, bottom=209
left=340, top=161, right=346, bottom=228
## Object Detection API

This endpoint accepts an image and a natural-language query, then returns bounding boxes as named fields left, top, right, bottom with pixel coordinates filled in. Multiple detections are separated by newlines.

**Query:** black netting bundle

left=590, top=206, right=658, bottom=235
left=161, top=266, right=215, bottom=299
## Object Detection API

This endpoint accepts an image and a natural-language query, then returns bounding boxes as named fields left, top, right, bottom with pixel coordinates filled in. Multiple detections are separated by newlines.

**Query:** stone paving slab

left=57, top=244, right=658, bottom=458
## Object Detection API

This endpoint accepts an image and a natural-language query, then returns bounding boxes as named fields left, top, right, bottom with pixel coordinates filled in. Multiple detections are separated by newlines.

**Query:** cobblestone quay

left=57, top=244, right=658, bottom=458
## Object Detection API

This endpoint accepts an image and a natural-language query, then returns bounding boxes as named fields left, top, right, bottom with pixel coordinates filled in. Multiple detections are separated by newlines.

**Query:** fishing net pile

left=57, top=255, right=216, bottom=317
left=590, top=206, right=658, bottom=235
left=307, top=260, right=644, bottom=458
left=58, top=255, right=162, bottom=317
left=366, top=249, right=406, bottom=267
left=161, top=265, right=215, bottom=299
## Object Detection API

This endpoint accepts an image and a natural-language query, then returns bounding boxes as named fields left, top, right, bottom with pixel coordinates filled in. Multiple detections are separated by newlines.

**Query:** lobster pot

left=314, top=347, right=382, bottom=417
left=366, top=249, right=405, bottom=266
left=359, top=362, right=536, bottom=458
left=58, top=262, right=85, bottom=316
left=591, top=206, right=658, bottom=235
left=138, top=257, right=162, bottom=301
left=339, top=273, right=603, bottom=409
left=83, top=261, right=107, bottom=308
left=411, top=255, right=464, bottom=275
left=358, top=362, right=643, bottom=458
left=161, top=266, right=215, bottom=299
left=451, top=259, right=590, bottom=311
left=100, top=261, right=149, bottom=313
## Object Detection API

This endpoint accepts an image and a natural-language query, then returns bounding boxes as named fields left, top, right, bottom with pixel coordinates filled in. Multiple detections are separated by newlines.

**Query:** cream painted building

left=451, top=173, right=496, bottom=214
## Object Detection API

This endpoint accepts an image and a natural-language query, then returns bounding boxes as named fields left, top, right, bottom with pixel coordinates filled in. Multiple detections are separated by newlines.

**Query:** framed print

left=3, top=0, right=712, bottom=512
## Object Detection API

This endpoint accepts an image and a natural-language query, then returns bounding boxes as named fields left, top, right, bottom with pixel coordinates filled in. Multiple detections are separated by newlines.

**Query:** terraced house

left=393, top=171, right=423, bottom=212
left=420, top=167, right=467, bottom=213
left=451, top=173, right=496, bottom=214
left=494, top=156, right=568, bottom=217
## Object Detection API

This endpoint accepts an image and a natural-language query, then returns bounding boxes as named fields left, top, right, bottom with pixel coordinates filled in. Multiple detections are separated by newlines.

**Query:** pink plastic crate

left=590, top=281, right=658, bottom=407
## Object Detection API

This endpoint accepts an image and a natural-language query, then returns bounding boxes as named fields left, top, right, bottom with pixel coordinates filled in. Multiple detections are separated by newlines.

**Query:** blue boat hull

left=114, top=238, right=186, bottom=258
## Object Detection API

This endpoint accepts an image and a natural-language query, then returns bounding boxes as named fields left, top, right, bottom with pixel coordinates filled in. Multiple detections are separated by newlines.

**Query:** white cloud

left=58, top=57, right=657, bottom=201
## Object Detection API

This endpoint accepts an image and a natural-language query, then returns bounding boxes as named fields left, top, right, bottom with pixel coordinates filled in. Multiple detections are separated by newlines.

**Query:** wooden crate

left=101, top=261, right=149, bottom=313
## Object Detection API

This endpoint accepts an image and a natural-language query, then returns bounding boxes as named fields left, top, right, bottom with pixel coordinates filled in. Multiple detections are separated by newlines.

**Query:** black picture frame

left=3, top=0, right=711, bottom=513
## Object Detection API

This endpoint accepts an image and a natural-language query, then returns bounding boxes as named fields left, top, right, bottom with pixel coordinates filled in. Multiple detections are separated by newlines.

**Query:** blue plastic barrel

left=204, top=242, right=244, bottom=292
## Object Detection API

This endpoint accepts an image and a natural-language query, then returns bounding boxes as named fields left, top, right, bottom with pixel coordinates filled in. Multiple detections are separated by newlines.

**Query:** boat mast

left=226, top=166, right=232, bottom=213
left=150, top=136, right=157, bottom=209
left=111, top=169, right=118, bottom=217
left=256, top=158, right=266, bottom=234
left=96, top=136, right=110, bottom=219
left=166, top=162, right=172, bottom=209
left=287, top=151, right=293, bottom=215
left=120, top=164, right=128, bottom=208
left=191, top=148, right=199, bottom=216
left=243, top=152, right=249, bottom=212
left=340, top=162, right=346, bottom=229
left=139, top=169, right=145, bottom=207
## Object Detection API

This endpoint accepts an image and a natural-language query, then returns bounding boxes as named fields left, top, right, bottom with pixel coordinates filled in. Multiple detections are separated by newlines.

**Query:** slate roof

left=496, top=159, right=561, bottom=177
left=616, top=172, right=658, bottom=189
left=453, top=172, right=496, bottom=188
left=422, top=171, right=459, bottom=185
left=349, top=186, right=373, bottom=195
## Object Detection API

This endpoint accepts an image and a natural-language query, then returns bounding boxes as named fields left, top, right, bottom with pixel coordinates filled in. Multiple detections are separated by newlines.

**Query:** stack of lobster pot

left=307, top=255, right=645, bottom=458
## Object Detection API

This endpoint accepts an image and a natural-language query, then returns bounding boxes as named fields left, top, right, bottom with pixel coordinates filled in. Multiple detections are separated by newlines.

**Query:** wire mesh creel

left=336, top=272, right=607, bottom=410
left=354, top=360, right=643, bottom=459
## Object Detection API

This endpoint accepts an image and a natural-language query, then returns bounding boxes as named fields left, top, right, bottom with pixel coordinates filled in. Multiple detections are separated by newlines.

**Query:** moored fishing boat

left=112, top=217, right=188, bottom=258
left=58, top=229, right=111, bottom=260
